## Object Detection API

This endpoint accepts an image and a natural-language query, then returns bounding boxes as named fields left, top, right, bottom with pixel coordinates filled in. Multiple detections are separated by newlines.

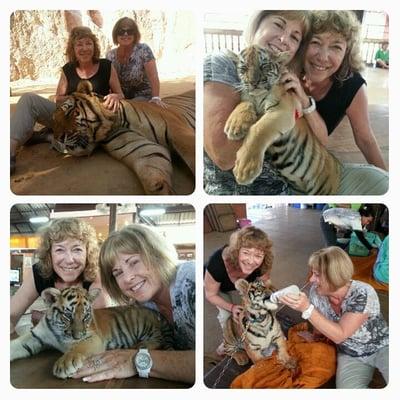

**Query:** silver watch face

left=136, top=353, right=151, bottom=369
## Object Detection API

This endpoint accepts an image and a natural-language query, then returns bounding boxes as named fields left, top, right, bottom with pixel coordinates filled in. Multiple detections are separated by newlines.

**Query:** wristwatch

left=302, top=96, right=316, bottom=114
left=134, top=348, right=153, bottom=378
left=301, top=304, right=315, bottom=320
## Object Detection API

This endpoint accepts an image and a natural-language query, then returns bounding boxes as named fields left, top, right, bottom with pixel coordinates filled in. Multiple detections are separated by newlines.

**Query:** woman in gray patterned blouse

left=72, top=224, right=195, bottom=385
left=106, top=17, right=166, bottom=107
left=280, top=246, right=388, bottom=388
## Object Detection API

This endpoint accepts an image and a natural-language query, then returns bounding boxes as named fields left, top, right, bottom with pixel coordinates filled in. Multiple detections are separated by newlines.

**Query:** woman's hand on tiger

left=231, top=304, right=244, bottom=323
left=72, top=349, right=137, bottom=382
left=103, top=93, right=121, bottom=113
left=280, top=70, right=309, bottom=109
left=149, top=97, right=168, bottom=108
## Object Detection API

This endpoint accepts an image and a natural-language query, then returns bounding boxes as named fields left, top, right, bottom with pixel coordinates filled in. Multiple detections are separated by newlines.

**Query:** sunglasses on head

left=117, top=28, right=134, bottom=36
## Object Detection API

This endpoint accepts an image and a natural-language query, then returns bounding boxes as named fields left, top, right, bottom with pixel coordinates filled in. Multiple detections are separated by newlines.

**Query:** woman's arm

left=281, top=70, right=329, bottom=145
left=281, top=292, right=368, bottom=344
left=346, top=85, right=387, bottom=170
left=54, top=71, right=69, bottom=104
left=204, top=82, right=241, bottom=170
left=72, top=349, right=195, bottom=384
left=204, top=270, right=230, bottom=310
left=144, top=60, right=167, bottom=108
left=103, top=65, right=125, bottom=112
left=10, top=268, right=39, bottom=334
left=144, top=59, right=160, bottom=98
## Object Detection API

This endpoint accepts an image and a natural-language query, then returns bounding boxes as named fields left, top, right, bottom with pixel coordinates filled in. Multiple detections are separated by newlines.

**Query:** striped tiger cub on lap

left=225, top=45, right=341, bottom=194
left=10, top=286, right=174, bottom=379
left=223, top=279, right=296, bottom=371
left=52, top=80, right=195, bottom=195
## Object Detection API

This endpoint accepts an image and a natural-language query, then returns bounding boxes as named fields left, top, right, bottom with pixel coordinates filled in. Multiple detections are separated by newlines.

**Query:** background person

left=280, top=246, right=388, bottom=388
left=106, top=17, right=166, bottom=107
left=204, top=225, right=273, bottom=355
left=374, top=42, right=389, bottom=69
left=10, top=26, right=124, bottom=174
left=72, top=224, right=195, bottom=384
left=10, top=218, right=111, bottom=334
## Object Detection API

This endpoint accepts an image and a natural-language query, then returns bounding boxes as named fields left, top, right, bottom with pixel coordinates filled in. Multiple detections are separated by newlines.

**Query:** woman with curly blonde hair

left=10, top=218, right=111, bottom=334
left=10, top=26, right=124, bottom=174
left=281, top=10, right=387, bottom=194
left=204, top=225, right=273, bottom=355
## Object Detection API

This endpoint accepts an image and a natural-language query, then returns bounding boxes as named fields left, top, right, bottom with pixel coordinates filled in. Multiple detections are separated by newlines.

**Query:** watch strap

left=301, top=304, right=315, bottom=320
left=302, top=96, right=316, bottom=115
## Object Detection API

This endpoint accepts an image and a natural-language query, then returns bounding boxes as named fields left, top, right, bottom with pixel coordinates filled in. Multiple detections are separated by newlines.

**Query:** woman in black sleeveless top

left=280, top=11, right=387, bottom=195
left=11, top=26, right=124, bottom=174
left=10, top=218, right=111, bottom=334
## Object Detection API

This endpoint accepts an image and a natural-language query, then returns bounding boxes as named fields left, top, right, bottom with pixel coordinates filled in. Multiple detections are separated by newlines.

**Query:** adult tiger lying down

left=52, top=80, right=195, bottom=195
left=10, top=286, right=174, bottom=379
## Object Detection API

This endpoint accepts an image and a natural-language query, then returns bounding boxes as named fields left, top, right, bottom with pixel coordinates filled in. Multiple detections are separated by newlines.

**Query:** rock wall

left=10, top=10, right=196, bottom=83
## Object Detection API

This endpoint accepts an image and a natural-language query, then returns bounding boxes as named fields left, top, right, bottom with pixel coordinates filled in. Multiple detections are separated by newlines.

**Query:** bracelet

left=151, top=96, right=161, bottom=101
left=302, top=96, right=316, bottom=114
left=301, top=304, right=315, bottom=320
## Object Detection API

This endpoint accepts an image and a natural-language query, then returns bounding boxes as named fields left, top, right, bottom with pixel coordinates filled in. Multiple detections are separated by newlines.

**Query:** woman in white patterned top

left=72, top=224, right=195, bottom=384
left=280, top=246, right=388, bottom=388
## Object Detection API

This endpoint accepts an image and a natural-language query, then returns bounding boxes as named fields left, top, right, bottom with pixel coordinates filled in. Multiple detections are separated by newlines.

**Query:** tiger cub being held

left=223, top=279, right=296, bottom=371
left=10, top=286, right=174, bottom=379
left=225, top=45, right=341, bottom=194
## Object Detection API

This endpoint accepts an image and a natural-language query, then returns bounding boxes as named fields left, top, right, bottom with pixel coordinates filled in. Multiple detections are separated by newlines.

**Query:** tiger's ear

left=41, top=288, right=62, bottom=305
left=77, top=80, right=94, bottom=95
left=87, top=288, right=101, bottom=303
left=235, top=278, right=249, bottom=295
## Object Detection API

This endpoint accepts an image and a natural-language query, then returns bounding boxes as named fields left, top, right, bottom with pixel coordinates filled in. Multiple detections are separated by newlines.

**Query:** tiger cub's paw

left=233, top=146, right=264, bottom=185
left=224, top=114, right=252, bottom=140
left=53, top=352, right=86, bottom=379
left=232, top=350, right=250, bottom=366
left=285, top=357, right=299, bottom=376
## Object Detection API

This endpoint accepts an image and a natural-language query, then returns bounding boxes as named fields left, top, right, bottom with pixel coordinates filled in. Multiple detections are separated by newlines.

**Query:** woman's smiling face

left=111, top=252, right=162, bottom=303
left=253, top=15, right=303, bottom=65
left=304, top=31, right=347, bottom=83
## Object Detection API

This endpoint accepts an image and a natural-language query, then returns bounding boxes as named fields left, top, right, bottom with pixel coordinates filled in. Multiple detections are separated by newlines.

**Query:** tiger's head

left=235, top=278, right=278, bottom=313
left=52, top=80, right=116, bottom=156
left=237, top=45, right=290, bottom=92
left=41, top=286, right=100, bottom=340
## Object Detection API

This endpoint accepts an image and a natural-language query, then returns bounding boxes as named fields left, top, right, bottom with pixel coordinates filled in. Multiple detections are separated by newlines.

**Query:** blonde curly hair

left=223, top=225, right=273, bottom=276
left=35, top=218, right=99, bottom=282
left=65, top=26, right=101, bottom=64
left=310, top=10, right=364, bottom=82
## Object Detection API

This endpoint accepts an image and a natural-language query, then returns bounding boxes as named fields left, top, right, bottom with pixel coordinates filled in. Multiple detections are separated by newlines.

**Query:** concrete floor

left=203, top=205, right=325, bottom=360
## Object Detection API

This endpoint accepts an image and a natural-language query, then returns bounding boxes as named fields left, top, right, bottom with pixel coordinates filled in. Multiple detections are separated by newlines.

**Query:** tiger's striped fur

left=10, top=286, right=174, bottom=379
left=223, top=279, right=296, bottom=370
left=225, top=45, right=341, bottom=194
left=52, top=80, right=195, bottom=195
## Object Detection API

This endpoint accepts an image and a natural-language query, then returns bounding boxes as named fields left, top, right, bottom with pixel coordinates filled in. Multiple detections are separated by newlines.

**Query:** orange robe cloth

left=231, top=323, right=336, bottom=388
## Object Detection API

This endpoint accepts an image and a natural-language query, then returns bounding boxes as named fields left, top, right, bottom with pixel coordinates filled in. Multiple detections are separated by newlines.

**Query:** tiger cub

left=223, top=279, right=296, bottom=370
left=225, top=45, right=341, bottom=194
left=10, top=286, right=174, bottom=379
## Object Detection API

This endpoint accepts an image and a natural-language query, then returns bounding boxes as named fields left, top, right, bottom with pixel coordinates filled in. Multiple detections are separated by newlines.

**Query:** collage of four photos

left=8, top=8, right=391, bottom=393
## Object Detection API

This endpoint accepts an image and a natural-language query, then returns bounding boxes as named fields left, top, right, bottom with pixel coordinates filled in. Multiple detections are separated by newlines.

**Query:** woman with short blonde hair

left=281, top=246, right=388, bottom=388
